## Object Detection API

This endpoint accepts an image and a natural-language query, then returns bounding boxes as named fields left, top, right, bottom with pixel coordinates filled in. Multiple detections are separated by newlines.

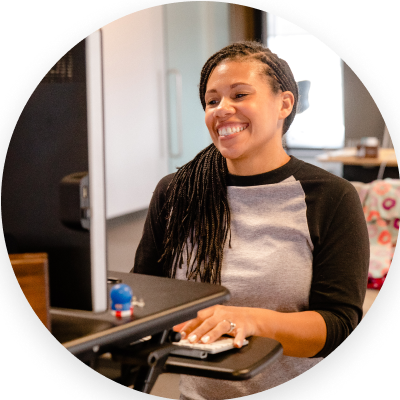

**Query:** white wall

left=101, top=8, right=168, bottom=219
left=163, top=1, right=230, bottom=173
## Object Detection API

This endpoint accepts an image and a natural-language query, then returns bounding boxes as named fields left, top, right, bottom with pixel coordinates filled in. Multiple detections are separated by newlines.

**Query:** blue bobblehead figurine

left=110, top=283, right=133, bottom=317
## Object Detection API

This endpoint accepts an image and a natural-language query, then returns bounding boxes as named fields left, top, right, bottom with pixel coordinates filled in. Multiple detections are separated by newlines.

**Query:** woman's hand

left=173, top=305, right=258, bottom=348
left=173, top=306, right=327, bottom=357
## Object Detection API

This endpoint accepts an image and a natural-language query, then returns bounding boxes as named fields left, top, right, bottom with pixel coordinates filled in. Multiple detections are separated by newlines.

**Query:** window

left=266, top=14, right=344, bottom=149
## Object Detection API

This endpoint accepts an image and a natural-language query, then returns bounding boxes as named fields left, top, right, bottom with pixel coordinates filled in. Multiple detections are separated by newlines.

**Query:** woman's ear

left=279, top=91, right=295, bottom=120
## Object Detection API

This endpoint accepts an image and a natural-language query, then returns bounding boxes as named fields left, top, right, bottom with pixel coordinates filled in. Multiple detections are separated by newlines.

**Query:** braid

left=161, top=42, right=297, bottom=284
left=160, top=144, right=230, bottom=284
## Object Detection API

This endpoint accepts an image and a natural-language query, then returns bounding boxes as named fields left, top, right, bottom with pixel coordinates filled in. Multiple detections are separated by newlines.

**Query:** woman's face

left=204, top=60, right=293, bottom=172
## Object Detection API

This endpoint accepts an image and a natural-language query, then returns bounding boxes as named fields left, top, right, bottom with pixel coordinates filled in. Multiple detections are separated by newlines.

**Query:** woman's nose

left=214, top=97, right=235, bottom=118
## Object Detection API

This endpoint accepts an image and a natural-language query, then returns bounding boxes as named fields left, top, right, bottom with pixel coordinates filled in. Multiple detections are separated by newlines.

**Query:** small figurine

left=110, top=283, right=134, bottom=317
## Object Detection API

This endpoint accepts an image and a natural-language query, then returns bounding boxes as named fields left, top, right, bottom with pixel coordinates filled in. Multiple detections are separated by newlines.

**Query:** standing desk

left=51, top=272, right=283, bottom=393
left=316, top=147, right=397, bottom=167
left=317, top=147, right=398, bottom=182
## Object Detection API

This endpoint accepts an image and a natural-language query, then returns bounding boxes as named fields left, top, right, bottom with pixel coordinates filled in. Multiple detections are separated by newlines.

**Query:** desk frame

left=51, top=272, right=282, bottom=393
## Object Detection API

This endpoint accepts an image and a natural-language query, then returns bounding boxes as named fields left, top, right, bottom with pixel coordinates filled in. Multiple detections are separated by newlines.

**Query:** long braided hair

left=160, top=41, right=298, bottom=284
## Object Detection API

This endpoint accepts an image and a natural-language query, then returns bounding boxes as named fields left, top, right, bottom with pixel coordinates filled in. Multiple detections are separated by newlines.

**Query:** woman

left=132, top=42, right=369, bottom=398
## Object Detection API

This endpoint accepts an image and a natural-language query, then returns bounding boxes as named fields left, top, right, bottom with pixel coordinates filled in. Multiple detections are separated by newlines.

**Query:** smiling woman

left=132, top=41, right=369, bottom=399
left=204, top=60, right=294, bottom=175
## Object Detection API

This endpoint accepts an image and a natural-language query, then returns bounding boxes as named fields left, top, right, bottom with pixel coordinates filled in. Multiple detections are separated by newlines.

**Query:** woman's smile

left=217, top=123, right=249, bottom=137
left=204, top=60, right=293, bottom=175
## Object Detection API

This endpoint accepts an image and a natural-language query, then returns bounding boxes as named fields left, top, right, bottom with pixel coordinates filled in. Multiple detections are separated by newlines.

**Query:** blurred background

left=3, top=3, right=396, bottom=397
left=96, top=2, right=393, bottom=274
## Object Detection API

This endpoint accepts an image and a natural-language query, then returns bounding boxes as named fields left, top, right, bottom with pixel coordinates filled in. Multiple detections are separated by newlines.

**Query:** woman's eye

left=235, top=93, right=247, bottom=99
left=207, top=99, right=218, bottom=106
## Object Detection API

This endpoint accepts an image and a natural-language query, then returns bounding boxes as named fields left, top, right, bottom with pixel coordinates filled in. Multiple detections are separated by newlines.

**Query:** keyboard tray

left=165, top=336, right=282, bottom=381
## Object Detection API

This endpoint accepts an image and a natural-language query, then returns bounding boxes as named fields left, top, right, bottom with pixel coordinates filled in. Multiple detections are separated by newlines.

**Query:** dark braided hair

left=160, top=41, right=298, bottom=284
left=199, top=41, right=298, bottom=134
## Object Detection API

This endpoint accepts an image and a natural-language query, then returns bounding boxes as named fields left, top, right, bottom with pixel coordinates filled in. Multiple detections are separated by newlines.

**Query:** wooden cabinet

left=10, top=253, right=50, bottom=330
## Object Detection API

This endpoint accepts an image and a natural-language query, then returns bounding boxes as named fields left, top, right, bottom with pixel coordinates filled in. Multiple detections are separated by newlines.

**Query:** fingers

left=173, top=320, right=199, bottom=339
left=173, top=305, right=250, bottom=347
left=172, top=322, right=186, bottom=332
left=233, top=327, right=246, bottom=348
left=187, top=317, right=236, bottom=345
left=174, top=306, right=218, bottom=339
left=181, top=315, right=217, bottom=341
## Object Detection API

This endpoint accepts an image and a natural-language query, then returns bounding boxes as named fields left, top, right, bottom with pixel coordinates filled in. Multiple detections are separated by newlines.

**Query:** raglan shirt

left=132, top=156, right=370, bottom=398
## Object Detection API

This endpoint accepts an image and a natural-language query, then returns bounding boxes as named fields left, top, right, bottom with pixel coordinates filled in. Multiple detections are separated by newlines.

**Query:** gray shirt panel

left=178, top=177, right=322, bottom=399
left=132, top=156, right=369, bottom=398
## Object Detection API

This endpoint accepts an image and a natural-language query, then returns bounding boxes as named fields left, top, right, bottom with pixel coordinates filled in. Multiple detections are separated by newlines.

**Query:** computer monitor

left=1, top=31, right=107, bottom=312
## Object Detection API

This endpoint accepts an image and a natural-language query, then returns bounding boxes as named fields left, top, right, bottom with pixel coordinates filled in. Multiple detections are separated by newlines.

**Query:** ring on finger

left=224, top=319, right=236, bottom=334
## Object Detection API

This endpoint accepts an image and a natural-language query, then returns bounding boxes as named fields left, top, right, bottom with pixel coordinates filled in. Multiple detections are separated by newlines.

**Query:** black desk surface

left=51, top=272, right=230, bottom=356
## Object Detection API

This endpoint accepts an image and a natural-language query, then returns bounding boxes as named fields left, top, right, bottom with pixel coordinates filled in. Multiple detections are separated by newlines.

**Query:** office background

left=1, top=1, right=398, bottom=398
left=100, top=3, right=390, bottom=398
left=101, top=6, right=388, bottom=396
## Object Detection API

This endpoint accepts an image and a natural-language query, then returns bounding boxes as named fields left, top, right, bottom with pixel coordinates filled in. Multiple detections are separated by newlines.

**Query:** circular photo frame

left=0, top=1, right=400, bottom=399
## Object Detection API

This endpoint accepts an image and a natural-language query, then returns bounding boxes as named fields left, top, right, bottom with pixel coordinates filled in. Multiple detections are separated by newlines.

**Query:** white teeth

left=218, top=126, right=246, bottom=136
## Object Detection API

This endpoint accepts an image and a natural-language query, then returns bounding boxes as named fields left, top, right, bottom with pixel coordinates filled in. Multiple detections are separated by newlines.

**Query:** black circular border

left=0, top=0, right=400, bottom=399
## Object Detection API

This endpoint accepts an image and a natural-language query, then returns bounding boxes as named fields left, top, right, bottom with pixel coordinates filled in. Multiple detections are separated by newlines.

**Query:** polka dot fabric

left=353, top=179, right=400, bottom=289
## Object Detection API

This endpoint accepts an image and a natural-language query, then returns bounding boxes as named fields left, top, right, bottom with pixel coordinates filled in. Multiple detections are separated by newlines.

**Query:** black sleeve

left=130, top=173, right=175, bottom=276
left=302, top=176, right=370, bottom=358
